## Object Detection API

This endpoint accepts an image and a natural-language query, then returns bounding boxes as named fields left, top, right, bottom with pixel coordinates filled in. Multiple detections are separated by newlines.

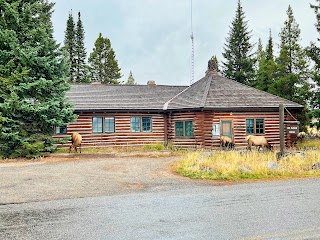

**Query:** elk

left=220, top=135, right=234, bottom=149
left=69, top=132, right=82, bottom=153
left=246, top=135, right=272, bottom=151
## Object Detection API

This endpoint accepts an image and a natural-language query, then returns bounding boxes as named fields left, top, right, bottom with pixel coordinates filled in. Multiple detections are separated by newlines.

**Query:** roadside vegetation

left=173, top=141, right=320, bottom=181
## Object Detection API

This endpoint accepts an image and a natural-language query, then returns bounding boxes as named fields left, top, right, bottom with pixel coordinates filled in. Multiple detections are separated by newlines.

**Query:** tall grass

left=172, top=150, right=320, bottom=180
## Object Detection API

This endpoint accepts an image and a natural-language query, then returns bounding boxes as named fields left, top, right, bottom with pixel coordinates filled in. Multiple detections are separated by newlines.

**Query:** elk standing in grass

left=69, top=132, right=82, bottom=153
left=246, top=135, right=272, bottom=151
left=220, top=135, right=234, bottom=150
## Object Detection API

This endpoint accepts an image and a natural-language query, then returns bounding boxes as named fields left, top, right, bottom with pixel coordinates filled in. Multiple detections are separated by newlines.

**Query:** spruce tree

left=270, top=5, right=311, bottom=105
left=266, top=29, right=274, bottom=61
left=0, top=0, right=76, bottom=158
left=307, top=0, right=320, bottom=126
left=88, top=33, right=122, bottom=84
left=254, top=32, right=277, bottom=92
left=222, top=0, right=255, bottom=85
left=75, top=11, right=88, bottom=83
left=125, top=71, right=136, bottom=85
left=64, top=11, right=76, bottom=82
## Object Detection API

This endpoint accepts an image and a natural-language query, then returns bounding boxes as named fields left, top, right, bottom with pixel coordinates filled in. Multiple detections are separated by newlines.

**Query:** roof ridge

left=200, top=76, right=212, bottom=107
left=163, top=76, right=207, bottom=110
left=163, top=85, right=191, bottom=110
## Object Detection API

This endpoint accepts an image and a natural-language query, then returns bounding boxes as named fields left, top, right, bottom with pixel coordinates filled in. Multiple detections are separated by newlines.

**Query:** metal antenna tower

left=190, top=0, right=195, bottom=85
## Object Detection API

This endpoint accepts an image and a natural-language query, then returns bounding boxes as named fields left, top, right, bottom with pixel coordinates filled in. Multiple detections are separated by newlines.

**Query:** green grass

left=172, top=150, right=320, bottom=181
left=56, top=143, right=173, bottom=154
left=296, top=139, right=320, bottom=149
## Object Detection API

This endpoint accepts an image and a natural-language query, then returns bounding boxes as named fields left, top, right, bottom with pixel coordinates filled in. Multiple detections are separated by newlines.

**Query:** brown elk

left=220, top=135, right=234, bottom=149
left=246, top=135, right=272, bottom=151
left=69, top=132, right=82, bottom=153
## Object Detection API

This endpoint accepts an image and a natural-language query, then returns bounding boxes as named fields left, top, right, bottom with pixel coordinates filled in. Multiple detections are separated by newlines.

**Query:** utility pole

left=278, top=103, right=285, bottom=160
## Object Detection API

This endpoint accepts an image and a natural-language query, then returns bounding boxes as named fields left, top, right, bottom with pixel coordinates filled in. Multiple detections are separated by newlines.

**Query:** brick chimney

left=147, top=80, right=156, bottom=86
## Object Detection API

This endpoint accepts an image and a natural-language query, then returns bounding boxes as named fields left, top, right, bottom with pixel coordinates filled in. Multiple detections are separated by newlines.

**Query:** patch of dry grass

left=172, top=150, right=320, bottom=180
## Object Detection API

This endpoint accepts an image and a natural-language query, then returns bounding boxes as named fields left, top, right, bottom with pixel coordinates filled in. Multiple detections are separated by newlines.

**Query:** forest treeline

left=0, top=0, right=319, bottom=157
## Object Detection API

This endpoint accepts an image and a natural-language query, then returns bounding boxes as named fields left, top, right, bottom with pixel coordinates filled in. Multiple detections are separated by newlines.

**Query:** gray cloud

left=51, top=0, right=319, bottom=86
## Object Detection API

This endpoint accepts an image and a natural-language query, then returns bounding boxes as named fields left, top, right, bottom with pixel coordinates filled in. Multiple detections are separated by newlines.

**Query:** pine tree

left=265, top=29, right=274, bottom=61
left=64, top=11, right=76, bottom=82
left=75, top=11, right=89, bottom=83
left=88, top=33, right=122, bottom=84
left=307, top=1, right=320, bottom=126
left=0, top=0, right=76, bottom=158
left=270, top=5, right=311, bottom=105
left=125, top=71, right=136, bottom=85
left=222, top=0, right=255, bottom=85
left=254, top=32, right=277, bottom=92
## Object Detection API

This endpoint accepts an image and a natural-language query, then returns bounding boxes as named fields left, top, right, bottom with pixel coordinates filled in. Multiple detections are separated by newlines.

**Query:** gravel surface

left=0, top=154, right=214, bottom=205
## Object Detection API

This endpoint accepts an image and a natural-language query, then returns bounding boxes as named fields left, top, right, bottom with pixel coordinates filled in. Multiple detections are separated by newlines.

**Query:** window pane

left=142, top=117, right=152, bottom=132
left=55, top=126, right=67, bottom=134
left=185, top=121, right=194, bottom=137
left=256, top=119, right=264, bottom=134
left=131, top=117, right=140, bottom=132
left=175, top=122, right=184, bottom=137
left=105, top=117, right=115, bottom=133
left=246, top=119, right=254, bottom=134
left=92, top=117, right=103, bottom=133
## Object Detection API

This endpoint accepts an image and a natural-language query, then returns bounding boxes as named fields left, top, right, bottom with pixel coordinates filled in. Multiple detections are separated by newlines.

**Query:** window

left=131, top=116, right=152, bottom=132
left=256, top=119, right=264, bottom=134
left=55, top=126, right=67, bottom=135
left=185, top=121, right=194, bottom=137
left=105, top=117, right=115, bottom=133
left=246, top=119, right=254, bottom=134
left=175, top=122, right=184, bottom=137
left=131, top=117, right=141, bottom=132
left=175, top=121, right=194, bottom=138
left=92, top=117, right=103, bottom=133
left=142, top=117, right=152, bottom=132
left=246, top=118, right=264, bottom=134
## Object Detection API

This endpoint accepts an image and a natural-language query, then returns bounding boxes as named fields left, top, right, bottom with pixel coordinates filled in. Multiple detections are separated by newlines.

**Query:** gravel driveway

left=0, top=154, right=213, bottom=205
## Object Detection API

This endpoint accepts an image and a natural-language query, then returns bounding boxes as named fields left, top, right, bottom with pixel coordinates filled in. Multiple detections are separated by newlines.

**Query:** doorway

left=221, top=120, right=233, bottom=140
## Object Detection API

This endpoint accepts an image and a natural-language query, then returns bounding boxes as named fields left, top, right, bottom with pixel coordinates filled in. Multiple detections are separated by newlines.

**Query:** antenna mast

left=190, top=0, right=195, bottom=85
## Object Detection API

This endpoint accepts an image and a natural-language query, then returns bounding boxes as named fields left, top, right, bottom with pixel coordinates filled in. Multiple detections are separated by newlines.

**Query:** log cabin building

left=54, top=62, right=303, bottom=149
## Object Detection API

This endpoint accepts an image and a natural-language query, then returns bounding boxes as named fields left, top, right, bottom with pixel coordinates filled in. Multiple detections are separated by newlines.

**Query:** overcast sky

left=51, top=0, right=319, bottom=86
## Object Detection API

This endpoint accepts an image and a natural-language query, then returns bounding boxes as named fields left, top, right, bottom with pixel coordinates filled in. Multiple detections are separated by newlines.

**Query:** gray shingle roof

left=67, top=74, right=303, bottom=112
left=66, top=84, right=187, bottom=111
left=164, top=74, right=303, bottom=110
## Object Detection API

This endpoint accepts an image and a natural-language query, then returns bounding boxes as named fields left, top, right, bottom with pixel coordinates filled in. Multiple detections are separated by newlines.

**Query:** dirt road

left=0, top=154, right=212, bottom=205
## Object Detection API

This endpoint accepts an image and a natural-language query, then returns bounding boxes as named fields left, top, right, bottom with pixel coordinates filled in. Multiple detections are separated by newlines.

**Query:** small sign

left=212, top=123, right=220, bottom=137
left=286, top=125, right=299, bottom=135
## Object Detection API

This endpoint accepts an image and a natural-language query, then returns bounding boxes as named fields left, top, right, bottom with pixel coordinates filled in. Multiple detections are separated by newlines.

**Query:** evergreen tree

left=256, top=38, right=265, bottom=65
left=265, top=29, right=274, bottom=61
left=222, top=0, right=255, bottom=85
left=75, top=11, right=88, bottom=83
left=269, top=5, right=311, bottom=105
left=88, top=33, right=122, bottom=84
left=64, top=11, right=76, bottom=82
left=254, top=32, right=277, bottom=92
left=125, top=71, right=136, bottom=85
left=0, top=0, right=76, bottom=158
left=307, top=1, right=320, bottom=126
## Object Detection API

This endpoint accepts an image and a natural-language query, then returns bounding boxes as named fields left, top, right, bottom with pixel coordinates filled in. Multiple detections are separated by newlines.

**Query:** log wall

left=53, top=112, right=165, bottom=147
left=168, top=111, right=285, bottom=149
left=54, top=110, right=295, bottom=149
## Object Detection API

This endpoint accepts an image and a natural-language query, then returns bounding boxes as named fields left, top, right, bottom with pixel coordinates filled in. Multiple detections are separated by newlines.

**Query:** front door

left=221, top=120, right=233, bottom=140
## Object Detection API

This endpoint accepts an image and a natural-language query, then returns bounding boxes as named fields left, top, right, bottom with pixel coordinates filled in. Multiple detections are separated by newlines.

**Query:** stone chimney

left=147, top=80, right=156, bottom=86
left=205, top=56, right=219, bottom=77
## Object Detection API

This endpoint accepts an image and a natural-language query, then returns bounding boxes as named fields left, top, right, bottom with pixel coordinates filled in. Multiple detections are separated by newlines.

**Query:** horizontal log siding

left=54, top=110, right=293, bottom=149
left=54, top=113, right=165, bottom=147
left=208, top=112, right=281, bottom=148
left=167, top=112, right=201, bottom=148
